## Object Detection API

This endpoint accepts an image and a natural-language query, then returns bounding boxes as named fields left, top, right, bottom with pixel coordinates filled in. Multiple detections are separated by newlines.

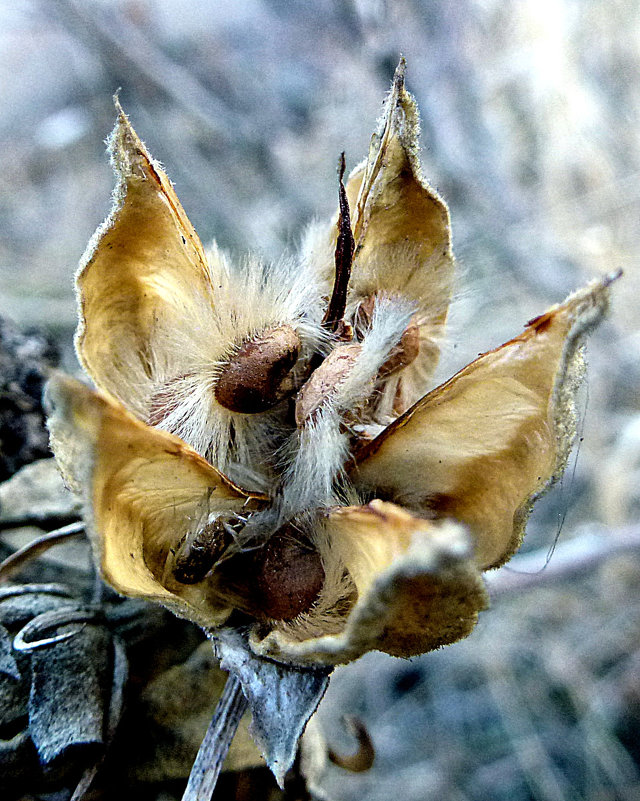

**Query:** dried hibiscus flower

left=45, top=61, right=616, bottom=668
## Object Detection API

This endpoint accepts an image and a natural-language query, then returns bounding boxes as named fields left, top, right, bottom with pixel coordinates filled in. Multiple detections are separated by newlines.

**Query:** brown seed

left=172, top=517, right=236, bottom=584
left=219, top=525, right=326, bottom=621
left=248, top=528, right=325, bottom=621
left=378, top=323, right=420, bottom=377
left=214, top=325, right=301, bottom=414
left=295, top=343, right=362, bottom=426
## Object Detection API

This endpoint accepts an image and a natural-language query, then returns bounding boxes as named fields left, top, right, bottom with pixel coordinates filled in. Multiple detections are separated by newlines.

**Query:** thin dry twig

left=181, top=673, right=248, bottom=801
left=486, top=525, right=640, bottom=597
left=47, top=0, right=249, bottom=141
left=328, top=715, right=375, bottom=773
left=0, top=521, right=85, bottom=583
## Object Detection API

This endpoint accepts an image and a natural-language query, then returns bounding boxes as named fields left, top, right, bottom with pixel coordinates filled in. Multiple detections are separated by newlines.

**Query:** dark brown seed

left=219, top=525, right=326, bottom=621
left=249, top=529, right=325, bottom=621
left=214, top=325, right=301, bottom=414
left=172, top=518, right=236, bottom=584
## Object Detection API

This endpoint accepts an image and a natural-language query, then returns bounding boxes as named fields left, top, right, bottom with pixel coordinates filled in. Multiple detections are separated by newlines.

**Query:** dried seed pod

left=172, top=516, right=241, bottom=584
left=215, top=325, right=301, bottom=414
left=295, top=343, right=362, bottom=427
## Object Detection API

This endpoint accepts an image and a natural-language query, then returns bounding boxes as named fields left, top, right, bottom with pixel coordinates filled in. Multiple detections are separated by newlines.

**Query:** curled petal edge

left=250, top=501, right=488, bottom=667
left=44, top=374, right=266, bottom=629
left=352, top=274, right=618, bottom=569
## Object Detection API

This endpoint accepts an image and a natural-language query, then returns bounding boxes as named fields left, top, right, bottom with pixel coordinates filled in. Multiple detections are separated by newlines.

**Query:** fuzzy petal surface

left=250, top=501, right=487, bottom=666
left=45, top=374, right=265, bottom=628
left=352, top=277, right=614, bottom=569
left=75, top=101, right=215, bottom=418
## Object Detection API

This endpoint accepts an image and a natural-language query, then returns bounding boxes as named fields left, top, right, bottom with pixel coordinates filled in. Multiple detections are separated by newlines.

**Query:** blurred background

left=0, top=1, right=639, bottom=799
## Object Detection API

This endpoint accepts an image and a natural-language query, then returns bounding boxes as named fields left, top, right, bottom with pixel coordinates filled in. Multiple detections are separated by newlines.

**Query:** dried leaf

left=0, top=624, right=20, bottom=681
left=213, top=628, right=330, bottom=787
left=352, top=277, right=614, bottom=569
left=28, top=624, right=112, bottom=766
left=0, top=584, right=75, bottom=630
left=75, top=99, right=214, bottom=418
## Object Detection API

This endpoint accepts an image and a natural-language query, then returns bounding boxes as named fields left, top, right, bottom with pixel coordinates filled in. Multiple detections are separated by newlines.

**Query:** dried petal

left=250, top=501, right=487, bottom=665
left=76, top=100, right=215, bottom=418
left=44, top=374, right=266, bottom=628
left=326, top=60, right=454, bottom=414
left=352, top=277, right=615, bottom=569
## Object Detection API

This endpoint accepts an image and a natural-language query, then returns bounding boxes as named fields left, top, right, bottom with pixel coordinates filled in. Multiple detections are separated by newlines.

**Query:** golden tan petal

left=75, top=100, right=215, bottom=417
left=352, top=276, right=615, bottom=570
left=45, top=374, right=266, bottom=629
left=250, top=501, right=487, bottom=666
left=348, top=60, right=454, bottom=411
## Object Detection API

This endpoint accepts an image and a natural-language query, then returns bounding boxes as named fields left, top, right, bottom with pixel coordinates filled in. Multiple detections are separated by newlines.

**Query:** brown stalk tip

left=295, top=343, right=362, bottom=426
left=328, top=716, right=375, bottom=773
left=248, top=528, right=326, bottom=621
left=214, top=325, right=301, bottom=414
left=323, top=152, right=354, bottom=334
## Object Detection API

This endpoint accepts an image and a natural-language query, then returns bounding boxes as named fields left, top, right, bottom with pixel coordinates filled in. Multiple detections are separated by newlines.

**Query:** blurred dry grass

left=0, top=1, right=638, bottom=799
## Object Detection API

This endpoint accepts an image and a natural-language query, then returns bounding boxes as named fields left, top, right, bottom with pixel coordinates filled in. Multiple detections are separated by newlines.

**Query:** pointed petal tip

left=106, top=101, right=152, bottom=180
left=604, top=267, right=623, bottom=287
left=393, top=55, right=406, bottom=89
left=112, top=91, right=125, bottom=118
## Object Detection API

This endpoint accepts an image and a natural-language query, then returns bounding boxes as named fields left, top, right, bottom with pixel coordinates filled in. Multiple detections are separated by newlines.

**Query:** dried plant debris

left=0, top=318, right=59, bottom=482
left=214, top=628, right=330, bottom=788
left=0, top=584, right=120, bottom=797
left=41, top=60, right=617, bottom=791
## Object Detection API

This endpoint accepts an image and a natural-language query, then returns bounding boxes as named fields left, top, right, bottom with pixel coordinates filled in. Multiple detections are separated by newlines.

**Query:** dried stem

left=328, top=715, right=375, bottom=773
left=182, top=673, right=248, bottom=801
left=486, top=524, right=640, bottom=597
left=323, top=152, right=354, bottom=333
left=0, top=521, right=85, bottom=583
